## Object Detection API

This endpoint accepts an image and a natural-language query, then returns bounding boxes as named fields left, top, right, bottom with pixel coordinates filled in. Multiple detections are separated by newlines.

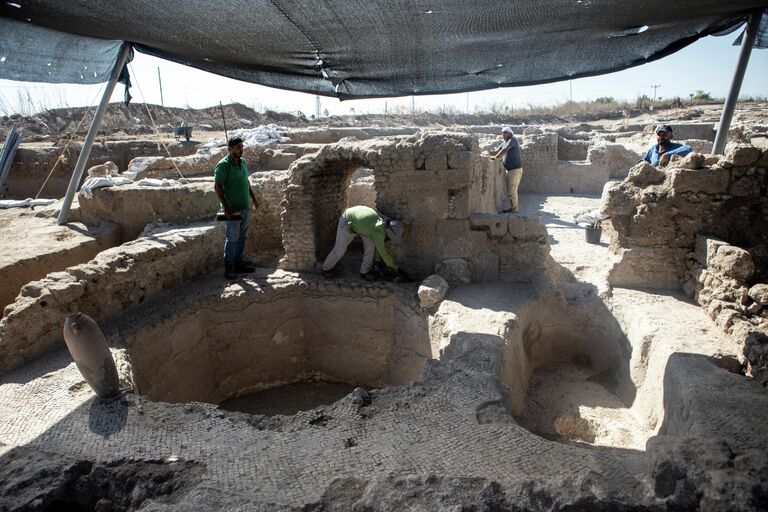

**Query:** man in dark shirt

left=214, top=137, right=259, bottom=279
left=643, top=124, right=692, bottom=167
left=491, top=127, right=524, bottom=213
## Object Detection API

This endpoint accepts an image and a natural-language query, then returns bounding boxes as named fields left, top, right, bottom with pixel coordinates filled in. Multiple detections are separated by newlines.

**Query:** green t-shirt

left=344, top=205, right=397, bottom=269
left=214, top=155, right=250, bottom=210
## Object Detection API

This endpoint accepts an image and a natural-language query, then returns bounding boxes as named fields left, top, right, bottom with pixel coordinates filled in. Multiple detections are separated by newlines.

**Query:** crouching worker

left=214, top=137, right=259, bottom=280
left=322, top=205, right=408, bottom=281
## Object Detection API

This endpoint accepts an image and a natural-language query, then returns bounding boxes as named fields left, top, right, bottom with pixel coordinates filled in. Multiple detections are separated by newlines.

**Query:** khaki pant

left=506, top=167, right=523, bottom=212
left=322, top=214, right=376, bottom=274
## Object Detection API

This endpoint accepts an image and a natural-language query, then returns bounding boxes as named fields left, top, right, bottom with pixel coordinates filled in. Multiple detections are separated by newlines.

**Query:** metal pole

left=713, top=9, right=762, bottom=155
left=219, top=101, right=229, bottom=142
left=58, top=43, right=131, bottom=225
left=157, top=66, right=164, bottom=107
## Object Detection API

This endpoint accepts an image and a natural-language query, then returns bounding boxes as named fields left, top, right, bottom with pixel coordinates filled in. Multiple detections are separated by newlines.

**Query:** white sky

left=0, top=32, right=766, bottom=117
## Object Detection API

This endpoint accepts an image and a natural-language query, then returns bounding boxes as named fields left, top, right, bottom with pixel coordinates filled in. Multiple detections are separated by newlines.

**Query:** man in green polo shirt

left=214, top=137, right=259, bottom=279
left=322, top=205, right=407, bottom=281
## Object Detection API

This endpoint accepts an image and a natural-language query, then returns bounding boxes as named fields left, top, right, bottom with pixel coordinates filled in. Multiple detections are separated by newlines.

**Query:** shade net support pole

left=712, top=9, right=763, bottom=155
left=57, top=42, right=132, bottom=225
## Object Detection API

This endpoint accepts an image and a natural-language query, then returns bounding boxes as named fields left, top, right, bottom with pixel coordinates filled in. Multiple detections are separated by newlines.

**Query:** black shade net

left=0, top=0, right=766, bottom=99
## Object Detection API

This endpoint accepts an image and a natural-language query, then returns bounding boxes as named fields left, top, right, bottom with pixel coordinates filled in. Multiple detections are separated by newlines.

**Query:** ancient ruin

left=1, top=102, right=767, bottom=511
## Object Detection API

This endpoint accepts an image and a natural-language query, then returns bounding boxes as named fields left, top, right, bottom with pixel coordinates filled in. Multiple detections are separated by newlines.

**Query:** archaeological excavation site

left=1, top=2, right=768, bottom=511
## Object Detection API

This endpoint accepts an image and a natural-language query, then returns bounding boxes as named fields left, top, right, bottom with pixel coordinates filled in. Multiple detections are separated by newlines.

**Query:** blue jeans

left=224, top=208, right=251, bottom=265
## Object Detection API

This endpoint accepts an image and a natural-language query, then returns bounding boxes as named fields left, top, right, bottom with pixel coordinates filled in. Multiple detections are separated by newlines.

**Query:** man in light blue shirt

left=643, top=124, right=691, bottom=167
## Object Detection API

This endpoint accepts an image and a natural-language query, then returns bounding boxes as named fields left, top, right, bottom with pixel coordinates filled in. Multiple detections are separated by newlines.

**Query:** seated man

left=322, top=205, right=405, bottom=281
left=643, top=124, right=691, bottom=167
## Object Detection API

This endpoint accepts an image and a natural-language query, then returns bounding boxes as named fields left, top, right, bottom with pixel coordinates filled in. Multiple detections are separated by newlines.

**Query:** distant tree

left=692, top=90, right=712, bottom=100
left=635, top=94, right=652, bottom=109
left=594, top=96, right=615, bottom=104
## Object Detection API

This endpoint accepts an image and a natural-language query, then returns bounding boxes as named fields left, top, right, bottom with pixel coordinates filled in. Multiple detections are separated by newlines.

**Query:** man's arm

left=659, top=144, right=692, bottom=167
left=248, top=186, right=259, bottom=210
left=643, top=147, right=653, bottom=163
left=214, top=181, right=232, bottom=219
left=373, top=232, right=398, bottom=271
left=491, top=139, right=512, bottom=160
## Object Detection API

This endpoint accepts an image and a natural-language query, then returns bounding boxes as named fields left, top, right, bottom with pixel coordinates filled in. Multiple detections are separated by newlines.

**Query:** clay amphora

left=63, top=312, right=120, bottom=399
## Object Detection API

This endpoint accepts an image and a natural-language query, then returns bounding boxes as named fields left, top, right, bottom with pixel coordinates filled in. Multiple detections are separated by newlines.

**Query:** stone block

left=87, top=160, right=119, bottom=177
left=435, top=258, right=471, bottom=284
left=601, top=182, right=638, bottom=216
left=627, top=161, right=666, bottom=186
left=725, top=143, right=761, bottom=166
left=670, top=153, right=706, bottom=170
left=469, top=214, right=507, bottom=239
left=418, top=275, right=449, bottom=309
left=668, top=167, right=730, bottom=194
left=729, top=175, right=760, bottom=197
left=749, top=284, right=768, bottom=306
left=424, top=153, right=448, bottom=171
left=507, top=216, right=547, bottom=242
left=447, top=150, right=470, bottom=170
left=710, top=245, right=755, bottom=282
left=694, top=235, right=728, bottom=267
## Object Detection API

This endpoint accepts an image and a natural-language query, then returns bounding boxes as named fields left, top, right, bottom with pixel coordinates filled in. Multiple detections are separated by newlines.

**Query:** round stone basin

left=123, top=280, right=431, bottom=411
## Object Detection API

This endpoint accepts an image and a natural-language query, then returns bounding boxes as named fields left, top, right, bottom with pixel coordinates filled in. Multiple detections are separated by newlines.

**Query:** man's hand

left=659, top=154, right=670, bottom=167
left=223, top=205, right=233, bottom=220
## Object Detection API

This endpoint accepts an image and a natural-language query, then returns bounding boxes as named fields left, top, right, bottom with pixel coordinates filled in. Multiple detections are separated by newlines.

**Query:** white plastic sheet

left=0, top=198, right=56, bottom=209
left=202, top=124, right=288, bottom=148
left=78, top=175, right=134, bottom=199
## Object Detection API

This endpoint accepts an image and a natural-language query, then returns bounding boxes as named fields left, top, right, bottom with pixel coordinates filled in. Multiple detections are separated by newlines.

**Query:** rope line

left=33, top=82, right=106, bottom=200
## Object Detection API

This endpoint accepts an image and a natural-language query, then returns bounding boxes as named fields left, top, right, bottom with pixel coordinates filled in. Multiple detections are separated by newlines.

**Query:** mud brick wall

left=280, top=131, right=552, bottom=282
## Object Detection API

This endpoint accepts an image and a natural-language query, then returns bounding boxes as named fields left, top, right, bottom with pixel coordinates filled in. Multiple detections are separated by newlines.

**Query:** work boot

left=322, top=268, right=338, bottom=278
left=234, top=261, right=255, bottom=273
left=225, top=263, right=237, bottom=280
left=361, top=272, right=377, bottom=282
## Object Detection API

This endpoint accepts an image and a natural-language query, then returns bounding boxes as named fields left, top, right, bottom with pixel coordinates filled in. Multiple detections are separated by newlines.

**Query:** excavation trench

left=124, top=279, right=666, bottom=448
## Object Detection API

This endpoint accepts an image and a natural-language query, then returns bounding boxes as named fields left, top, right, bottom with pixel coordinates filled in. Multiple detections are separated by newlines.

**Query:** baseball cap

left=655, top=124, right=673, bottom=134
left=384, top=218, right=404, bottom=244
left=501, top=126, right=514, bottom=135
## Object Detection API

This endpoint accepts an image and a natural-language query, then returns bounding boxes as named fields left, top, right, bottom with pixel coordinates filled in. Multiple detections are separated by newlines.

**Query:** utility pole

left=157, top=67, right=164, bottom=106
left=569, top=79, right=573, bottom=115
left=651, top=84, right=661, bottom=102
left=466, top=92, right=470, bottom=114
left=411, top=96, right=415, bottom=115
left=315, top=95, right=321, bottom=118
left=384, top=101, right=388, bottom=116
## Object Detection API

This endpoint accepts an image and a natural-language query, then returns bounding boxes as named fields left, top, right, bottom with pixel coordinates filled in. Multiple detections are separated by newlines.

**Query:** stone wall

left=280, top=132, right=552, bottom=282
left=3, top=141, right=194, bottom=198
left=519, top=133, right=639, bottom=194
left=0, top=223, right=224, bottom=374
left=685, top=235, right=768, bottom=385
left=603, top=143, right=768, bottom=290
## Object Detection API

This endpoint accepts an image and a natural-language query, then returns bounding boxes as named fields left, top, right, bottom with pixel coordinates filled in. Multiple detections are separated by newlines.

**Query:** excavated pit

left=123, top=281, right=432, bottom=414
left=502, top=294, right=656, bottom=450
